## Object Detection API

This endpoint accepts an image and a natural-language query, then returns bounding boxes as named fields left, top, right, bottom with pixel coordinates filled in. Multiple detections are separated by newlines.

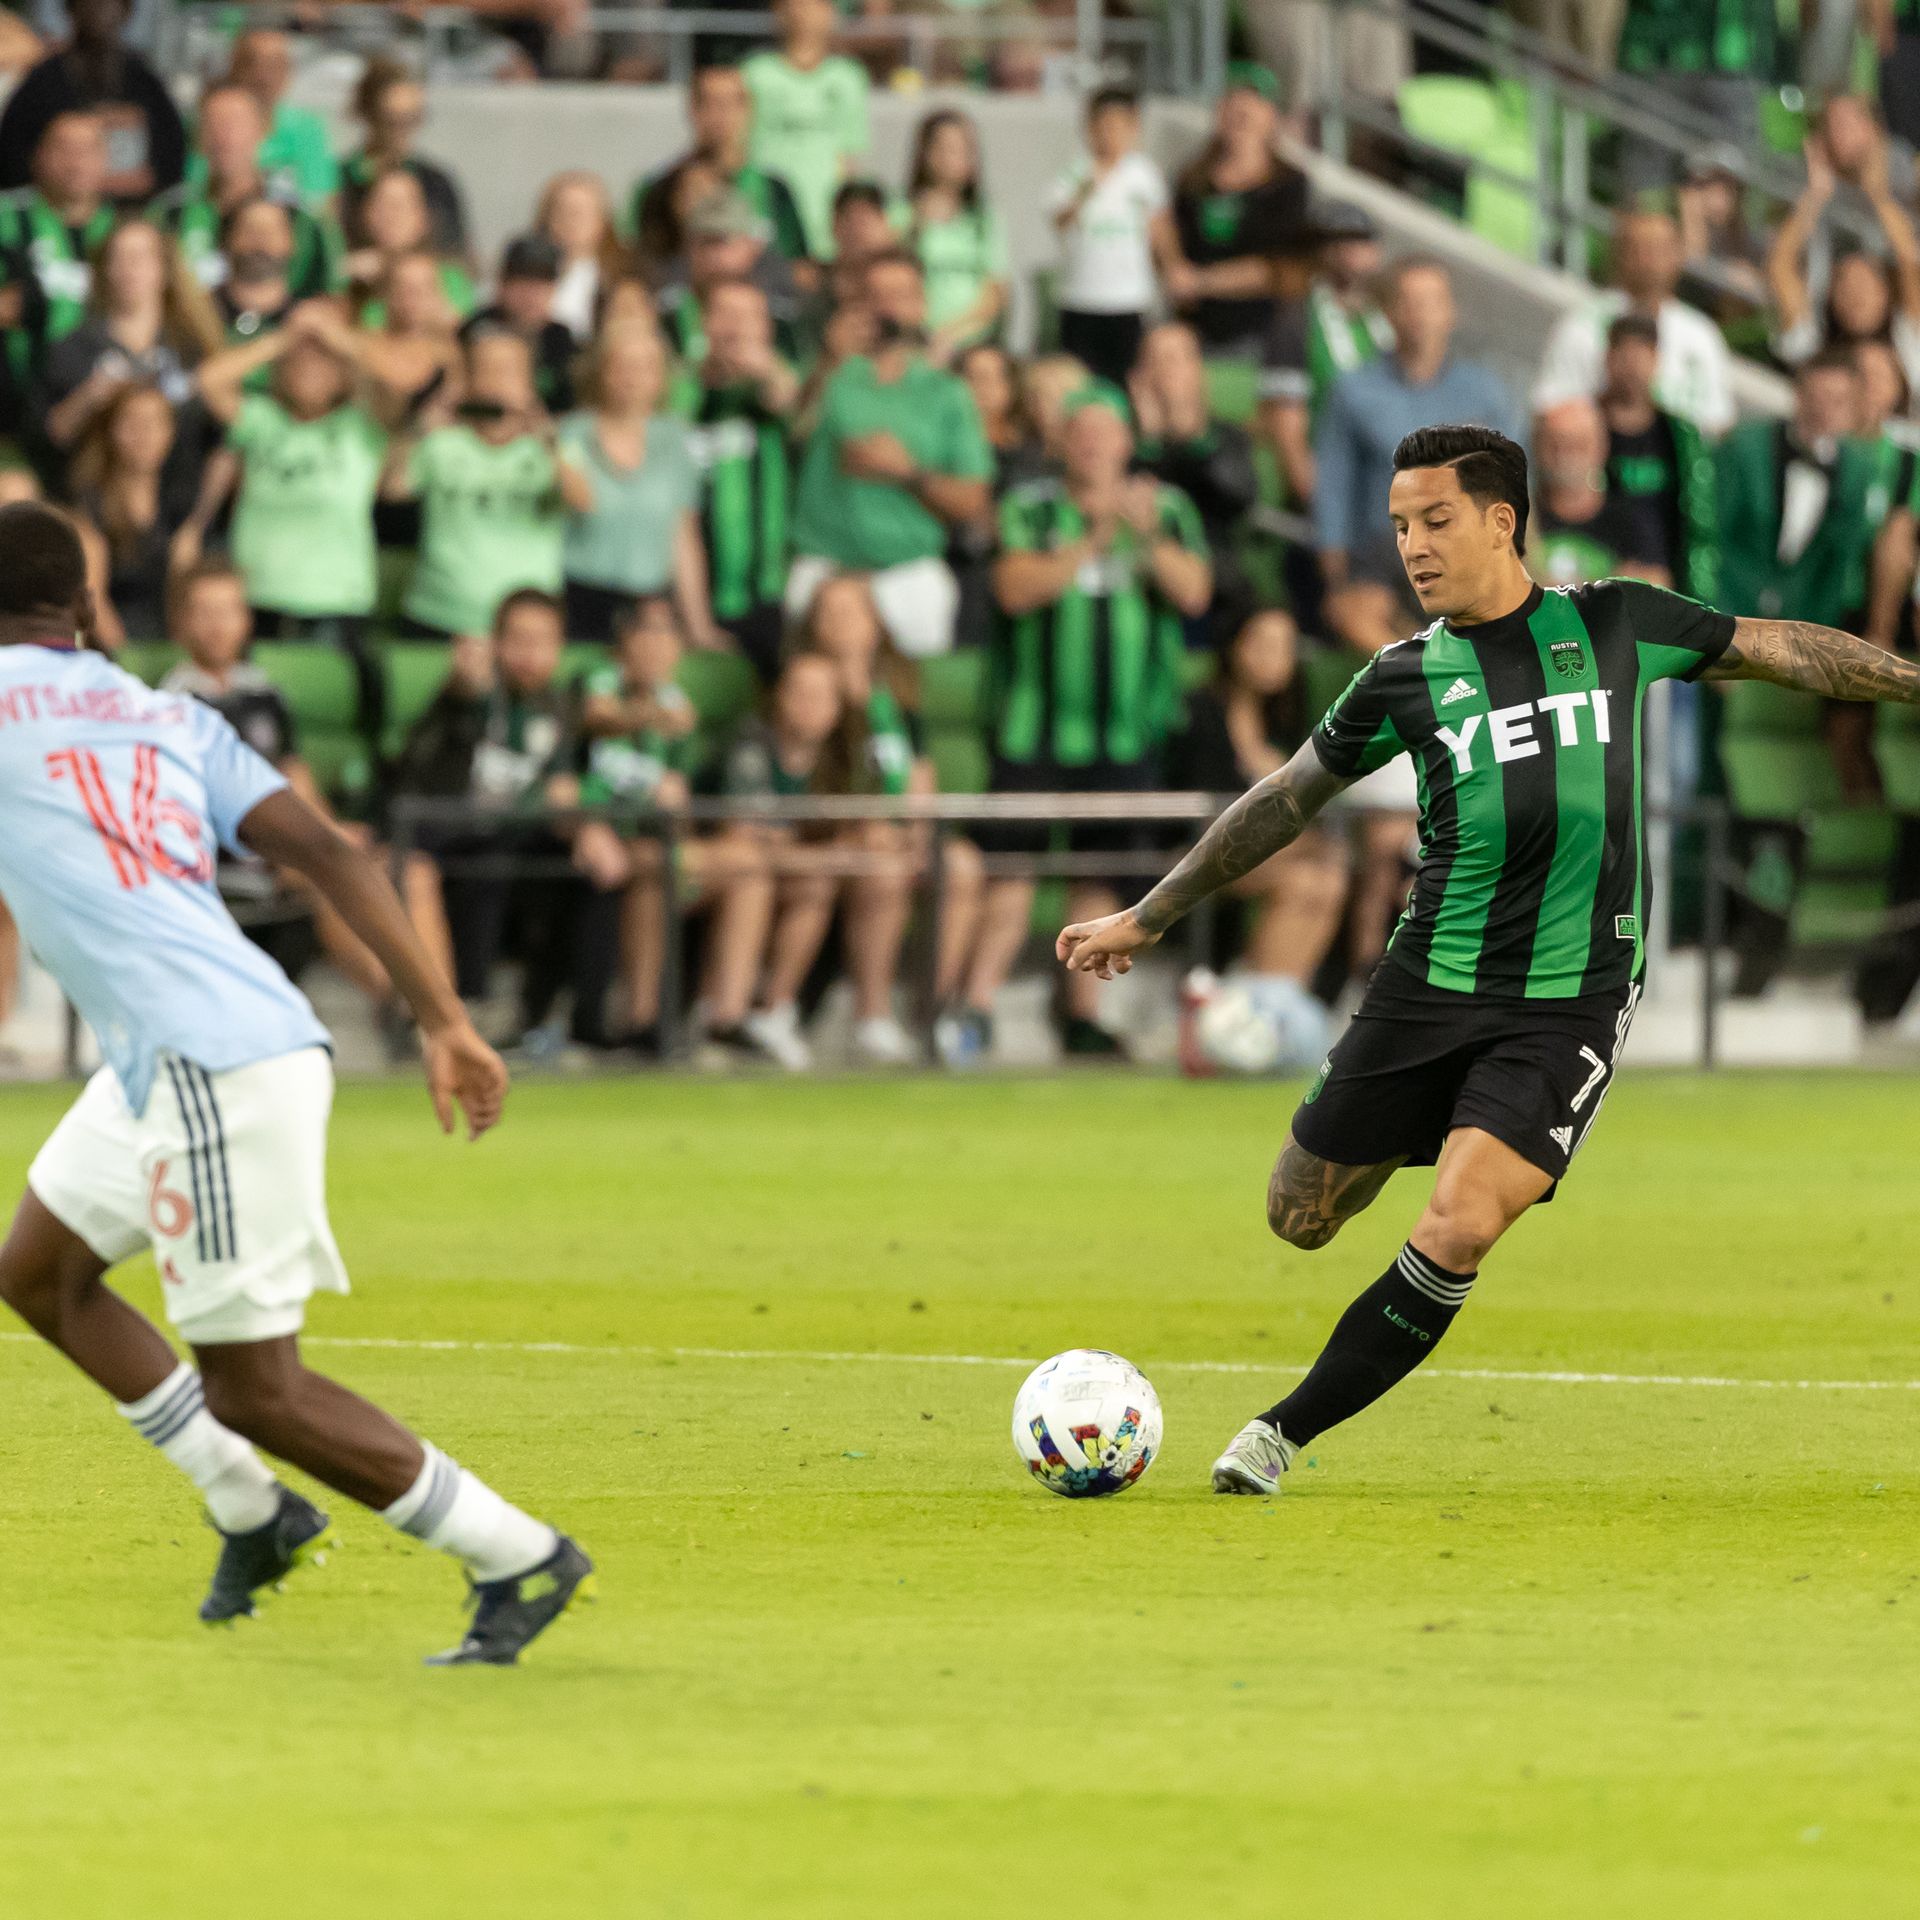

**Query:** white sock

left=116, top=1363, right=280, bottom=1534
left=381, top=1444, right=556, bottom=1584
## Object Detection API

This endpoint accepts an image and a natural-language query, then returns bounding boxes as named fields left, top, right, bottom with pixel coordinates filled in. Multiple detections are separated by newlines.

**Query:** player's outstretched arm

left=1709, top=617, right=1920, bottom=703
left=1057, top=741, right=1351, bottom=978
left=238, top=790, right=509, bottom=1140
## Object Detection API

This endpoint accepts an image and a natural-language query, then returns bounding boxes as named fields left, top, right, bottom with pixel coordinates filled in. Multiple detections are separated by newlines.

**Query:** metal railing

left=153, top=1, right=1228, bottom=95
left=383, top=787, right=1739, bottom=1068
left=1320, top=0, right=1875, bottom=281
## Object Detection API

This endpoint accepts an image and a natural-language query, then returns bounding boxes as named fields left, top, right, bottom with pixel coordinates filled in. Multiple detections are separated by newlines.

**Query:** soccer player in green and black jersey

left=1057, top=423, right=1920, bottom=1495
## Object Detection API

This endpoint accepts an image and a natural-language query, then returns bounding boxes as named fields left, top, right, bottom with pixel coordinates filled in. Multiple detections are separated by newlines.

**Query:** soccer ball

left=1195, top=974, right=1332, bottom=1075
left=1011, top=1349, right=1162, bottom=1497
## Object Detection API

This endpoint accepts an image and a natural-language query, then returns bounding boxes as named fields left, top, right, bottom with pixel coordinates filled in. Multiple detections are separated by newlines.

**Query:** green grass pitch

left=0, top=1070, right=1915, bottom=1918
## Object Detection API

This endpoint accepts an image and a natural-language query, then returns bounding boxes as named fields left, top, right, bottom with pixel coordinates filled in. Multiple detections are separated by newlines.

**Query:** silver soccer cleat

left=1210, top=1418, right=1297, bottom=1495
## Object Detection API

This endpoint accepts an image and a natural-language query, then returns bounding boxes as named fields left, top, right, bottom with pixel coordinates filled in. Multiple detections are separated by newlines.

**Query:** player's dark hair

left=0, top=500, right=90, bottom=627
left=1392, top=424, right=1531, bottom=555
left=491, top=587, right=564, bottom=635
left=1089, top=86, right=1139, bottom=119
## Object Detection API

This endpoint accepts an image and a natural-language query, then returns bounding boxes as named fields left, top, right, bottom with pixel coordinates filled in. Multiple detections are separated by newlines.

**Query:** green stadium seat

left=115, top=642, right=176, bottom=687
left=1395, top=75, right=1540, bottom=259
left=250, top=643, right=371, bottom=805
left=380, top=642, right=453, bottom=759
left=1204, top=359, right=1261, bottom=427
left=1874, top=700, right=1920, bottom=815
left=1717, top=681, right=1841, bottom=821
left=919, top=650, right=990, bottom=796
left=1791, top=808, right=1896, bottom=949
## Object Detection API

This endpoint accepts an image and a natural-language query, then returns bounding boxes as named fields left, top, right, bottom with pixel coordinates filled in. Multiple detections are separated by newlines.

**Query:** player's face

left=179, top=579, right=251, bottom=666
left=1390, top=466, right=1505, bottom=615
left=495, top=609, right=562, bottom=693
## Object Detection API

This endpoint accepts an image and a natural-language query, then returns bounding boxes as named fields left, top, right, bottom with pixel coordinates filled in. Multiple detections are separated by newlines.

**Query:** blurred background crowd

left=1, top=0, right=1919, bottom=1070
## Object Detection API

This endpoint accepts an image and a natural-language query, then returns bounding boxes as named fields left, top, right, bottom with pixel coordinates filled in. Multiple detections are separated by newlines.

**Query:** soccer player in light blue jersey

left=0, top=502, right=592, bottom=1665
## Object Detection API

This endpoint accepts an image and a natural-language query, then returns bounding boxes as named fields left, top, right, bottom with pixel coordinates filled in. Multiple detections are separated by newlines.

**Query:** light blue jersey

left=0, top=645, right=329, bottom=1115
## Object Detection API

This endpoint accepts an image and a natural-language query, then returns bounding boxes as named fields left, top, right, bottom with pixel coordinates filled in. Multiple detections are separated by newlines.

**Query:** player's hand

left=421, top=1017, right=509, bottom=1141
left=1056, top=908, right=1160, bottom=979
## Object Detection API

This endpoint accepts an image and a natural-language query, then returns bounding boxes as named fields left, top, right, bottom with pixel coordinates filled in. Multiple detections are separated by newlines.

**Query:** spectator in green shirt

left=557, top=318, right=721, bottom=648
left=632, top=64, right=811, bottom=275
left=743, top=0, right=870, bottom=260
left=149, top=82, right=338, bottom=301
left=181, top=300, right=402, bottom=645
left=891, top=109, right=1008, bottom=365
left=382, top=326, right=592, bottom=640
left=787, top=247, right=993, bottom=657
left=224, top=28, right=339, bottom=206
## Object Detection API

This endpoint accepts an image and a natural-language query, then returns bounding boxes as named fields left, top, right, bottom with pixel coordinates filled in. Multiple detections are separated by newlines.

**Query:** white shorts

left=786, top=552, right=958, bottom=658
left=28, top=1046, right=349, bottom=1346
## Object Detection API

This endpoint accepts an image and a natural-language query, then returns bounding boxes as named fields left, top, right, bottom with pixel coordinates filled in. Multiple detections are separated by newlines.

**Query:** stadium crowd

left=2, top=0, right=1920, bottom=1064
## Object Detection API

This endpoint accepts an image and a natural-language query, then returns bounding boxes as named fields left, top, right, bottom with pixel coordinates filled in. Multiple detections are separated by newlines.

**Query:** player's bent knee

left=1413, top=1194, right=1508, bottom=1271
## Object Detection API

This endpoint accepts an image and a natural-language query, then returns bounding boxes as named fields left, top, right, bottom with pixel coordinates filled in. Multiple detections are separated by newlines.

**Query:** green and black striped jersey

left=1314, top=579, right=1734, bottom=998
left=991, top=478, right=1207, bottom=770
left=684, top=382, right=792, bottom=621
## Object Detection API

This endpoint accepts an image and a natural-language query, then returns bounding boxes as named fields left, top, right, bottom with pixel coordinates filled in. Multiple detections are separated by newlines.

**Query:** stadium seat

left=1717, top=681, right=1842, bottom=821
left=251, top=644, right=371, bottom=805
left=1792, top=808, right=1896, bottom=949
left=1395, top=75, right=1540, bottom=259
left=379, top=643, right=453, bottom=760
left=115, top=642, right=176, bottom=687
left=920, top=650, right=990, bottom=796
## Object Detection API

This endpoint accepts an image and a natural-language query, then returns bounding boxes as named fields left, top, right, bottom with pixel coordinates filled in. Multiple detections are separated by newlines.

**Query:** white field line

left=5, top=1328, right=1912, bottom=1393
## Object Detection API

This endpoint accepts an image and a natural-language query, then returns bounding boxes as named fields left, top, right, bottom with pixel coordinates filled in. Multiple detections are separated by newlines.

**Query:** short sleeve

left=1312, top=655, right=1407, bottom=779
left=190, top=700, right=290, bottom=854
left=407, top=428, right=450, bottom=492
left=227, top=394, right=277, bottom=454
left=1613, top=578, right=1736, bottom=682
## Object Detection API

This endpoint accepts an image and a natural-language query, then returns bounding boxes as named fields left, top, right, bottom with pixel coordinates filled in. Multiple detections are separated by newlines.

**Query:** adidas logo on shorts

left=1440, top=677, right=1477, bottom=707
left=1548, top=1125, right=1573, bottom=1153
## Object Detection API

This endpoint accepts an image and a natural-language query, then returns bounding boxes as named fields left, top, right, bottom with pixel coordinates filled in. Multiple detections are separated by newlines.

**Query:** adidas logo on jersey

left=1440, top=677, right=1477, bottom=707
left=1549, top=1125, right=1573, bottom=1153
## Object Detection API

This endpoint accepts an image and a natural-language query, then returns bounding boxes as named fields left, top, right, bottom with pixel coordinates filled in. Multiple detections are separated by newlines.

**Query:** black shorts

left=1289, top=957, right=1640, bottom=1185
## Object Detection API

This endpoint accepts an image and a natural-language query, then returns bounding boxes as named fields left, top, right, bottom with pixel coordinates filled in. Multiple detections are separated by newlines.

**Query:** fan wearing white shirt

left=1532, top=211, right=1736, bottom=439
left=1043, top=88, right=1185, bottom=386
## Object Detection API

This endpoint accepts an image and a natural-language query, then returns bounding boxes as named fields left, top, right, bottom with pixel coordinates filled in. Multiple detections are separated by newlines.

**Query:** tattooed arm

left=1056, top=741, right=1352, bottom=978
left=1706, top=617, right=1920, bottom=702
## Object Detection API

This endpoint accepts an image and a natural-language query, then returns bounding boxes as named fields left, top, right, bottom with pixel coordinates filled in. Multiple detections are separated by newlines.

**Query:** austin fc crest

left=1549, top=638, right=1586, bottom=679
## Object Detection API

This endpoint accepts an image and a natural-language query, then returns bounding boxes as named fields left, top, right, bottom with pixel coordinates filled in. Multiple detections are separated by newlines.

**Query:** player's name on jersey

left=1434, top=688, right=1613, bottom=773
left=0, top=681, right=189, bottom=732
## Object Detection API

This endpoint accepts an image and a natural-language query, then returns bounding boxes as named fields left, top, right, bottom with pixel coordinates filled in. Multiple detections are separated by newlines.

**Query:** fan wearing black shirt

left=1167, top=64, right=1312, bottom=358
left=1598, top=312, right=1718, bottom=601
left=1532, top=397, right=1669, bottom=590
left=0, top=0, right=186, bottom=203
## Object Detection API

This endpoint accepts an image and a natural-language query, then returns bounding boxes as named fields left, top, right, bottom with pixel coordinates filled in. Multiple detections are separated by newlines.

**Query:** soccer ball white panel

left=1011, top=1349, right=1162, bottom=1497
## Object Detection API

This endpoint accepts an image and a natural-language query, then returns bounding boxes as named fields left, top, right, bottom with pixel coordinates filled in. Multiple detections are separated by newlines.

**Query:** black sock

left=1262, top=1243, right=1476, bottom=1448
